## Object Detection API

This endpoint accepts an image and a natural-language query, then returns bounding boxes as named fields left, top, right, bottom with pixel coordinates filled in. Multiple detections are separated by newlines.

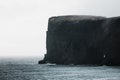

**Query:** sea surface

left=0, top=57, right=120, bottom=80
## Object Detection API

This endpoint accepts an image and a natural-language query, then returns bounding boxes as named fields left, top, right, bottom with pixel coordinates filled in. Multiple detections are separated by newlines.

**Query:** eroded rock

left=39, top=15, right=120, bottom=66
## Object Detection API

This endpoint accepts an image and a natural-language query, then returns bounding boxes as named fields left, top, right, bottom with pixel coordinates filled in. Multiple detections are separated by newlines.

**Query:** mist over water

left=0, top=56, right=42, bottom=64
left=0, top=57, right=120, bottom=80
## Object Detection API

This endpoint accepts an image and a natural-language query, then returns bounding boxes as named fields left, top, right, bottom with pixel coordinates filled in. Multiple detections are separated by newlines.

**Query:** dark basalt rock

left=38, top=60, right=46, bottom=64
left=39, top=15, right=120, bottom=66
left=102, top=17, right=120, bottom=66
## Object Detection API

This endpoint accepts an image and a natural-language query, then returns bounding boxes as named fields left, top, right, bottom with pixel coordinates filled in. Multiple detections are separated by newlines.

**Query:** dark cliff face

left=102, top=17, right=120, bottom=66
left=39, top=15, right=120, bottom=66
left=40, top=15, right=106, bottom=65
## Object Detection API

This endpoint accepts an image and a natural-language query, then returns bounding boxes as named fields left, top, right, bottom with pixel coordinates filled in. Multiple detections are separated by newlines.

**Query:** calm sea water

left=0, top=57, right=120, bottom=80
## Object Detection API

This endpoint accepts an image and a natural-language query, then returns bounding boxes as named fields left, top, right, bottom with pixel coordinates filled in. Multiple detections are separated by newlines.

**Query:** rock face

left=102, top=17, right=120, bottom=66
left=39, top=15, right=120, bottom=66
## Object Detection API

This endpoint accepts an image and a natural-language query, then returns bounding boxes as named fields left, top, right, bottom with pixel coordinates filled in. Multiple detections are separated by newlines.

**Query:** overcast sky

left=0, top=0, right=120, bottom=57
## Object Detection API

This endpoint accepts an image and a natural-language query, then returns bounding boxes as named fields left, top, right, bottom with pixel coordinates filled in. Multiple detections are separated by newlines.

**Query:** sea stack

left=39, top=15, right=106, bottom=65
left=39, top=15, right=120, bottom=66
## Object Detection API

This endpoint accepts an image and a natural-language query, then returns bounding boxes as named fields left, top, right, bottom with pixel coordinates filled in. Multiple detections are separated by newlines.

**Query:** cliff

left=39, top=15, right=120, bottom=66
left=102, top=17, right=120, bottom=66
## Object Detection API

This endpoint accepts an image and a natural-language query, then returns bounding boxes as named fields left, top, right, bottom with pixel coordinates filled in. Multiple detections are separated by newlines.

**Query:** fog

left=0, top=0, right=120, bottom=57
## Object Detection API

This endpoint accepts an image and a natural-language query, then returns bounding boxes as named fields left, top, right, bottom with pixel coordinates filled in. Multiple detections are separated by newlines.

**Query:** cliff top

left=49, top=15, right=106, bottom=23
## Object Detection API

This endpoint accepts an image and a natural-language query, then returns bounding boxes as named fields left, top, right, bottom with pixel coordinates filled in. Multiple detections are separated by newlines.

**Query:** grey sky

left=0, top=0, right=120, bottom=57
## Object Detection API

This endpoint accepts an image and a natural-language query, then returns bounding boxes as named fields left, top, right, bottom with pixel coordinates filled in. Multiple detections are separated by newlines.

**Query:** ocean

left=0, top=57, right=120, bottom=80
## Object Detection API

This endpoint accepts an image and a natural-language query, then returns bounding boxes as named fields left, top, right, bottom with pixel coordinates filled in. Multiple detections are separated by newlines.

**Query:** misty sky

left=0, top=0, right=120, bottom=57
